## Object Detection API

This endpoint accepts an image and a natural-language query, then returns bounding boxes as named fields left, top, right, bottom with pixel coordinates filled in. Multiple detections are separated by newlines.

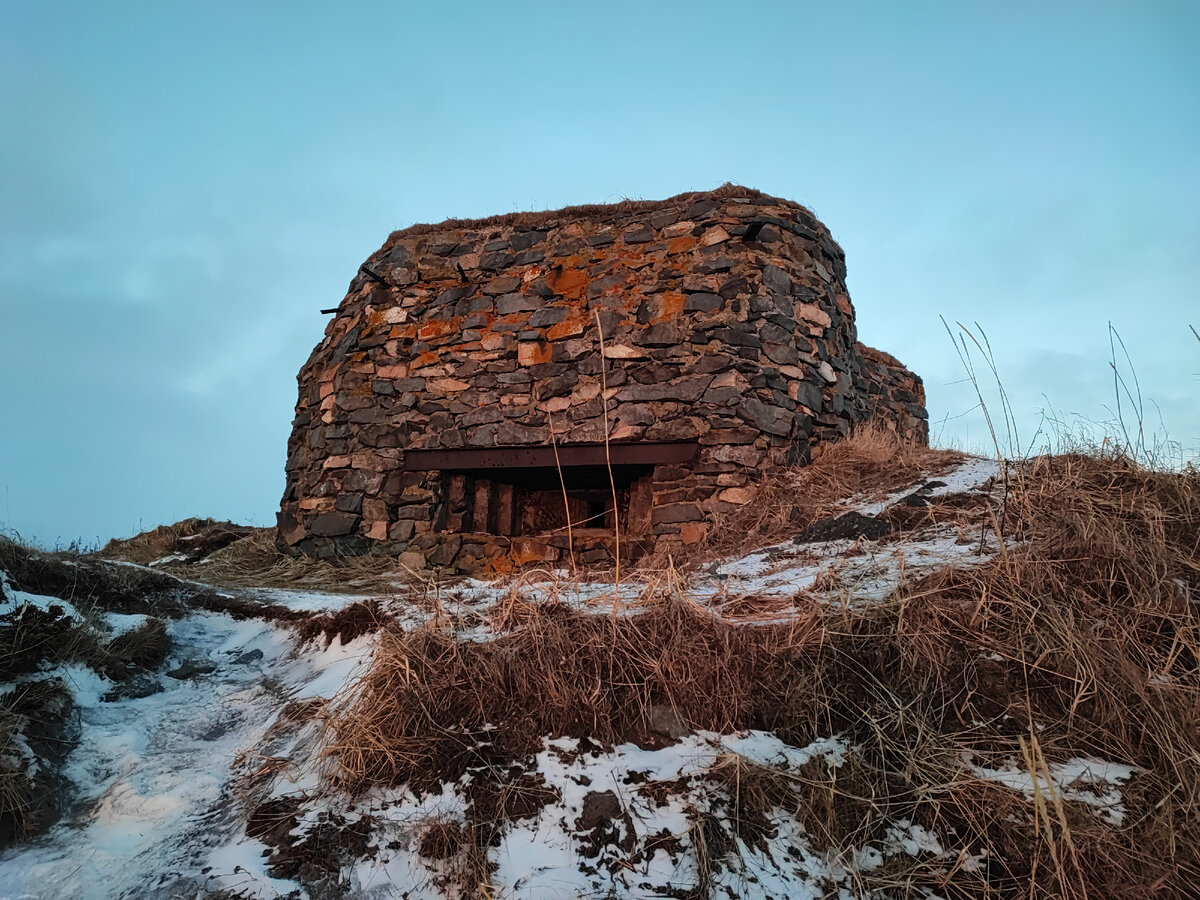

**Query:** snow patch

left=966, top=753, right=1138, bottom=825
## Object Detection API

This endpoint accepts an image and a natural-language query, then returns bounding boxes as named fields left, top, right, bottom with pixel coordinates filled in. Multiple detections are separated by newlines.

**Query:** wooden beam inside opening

left=404, top=442, right=699, bottom=471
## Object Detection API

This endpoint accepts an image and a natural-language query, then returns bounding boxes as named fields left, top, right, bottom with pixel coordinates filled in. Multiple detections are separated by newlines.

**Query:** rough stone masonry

left=277, top=186, right=928, bottom=573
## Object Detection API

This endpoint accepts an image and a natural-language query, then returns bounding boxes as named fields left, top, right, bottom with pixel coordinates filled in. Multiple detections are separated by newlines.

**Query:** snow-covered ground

left=0, top=456, right=1140, bottom=898
left=0, top=593, right=374, bottom=898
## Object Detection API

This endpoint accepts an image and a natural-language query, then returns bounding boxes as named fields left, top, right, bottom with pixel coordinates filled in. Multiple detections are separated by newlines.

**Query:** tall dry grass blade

left=593, top=309, right=621, bottom=600
left=547, top=412, right=576, bottom=572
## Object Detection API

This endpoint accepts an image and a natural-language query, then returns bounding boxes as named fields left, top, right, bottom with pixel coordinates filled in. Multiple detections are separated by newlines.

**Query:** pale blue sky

left=2, top=1, right=1197, bottom=546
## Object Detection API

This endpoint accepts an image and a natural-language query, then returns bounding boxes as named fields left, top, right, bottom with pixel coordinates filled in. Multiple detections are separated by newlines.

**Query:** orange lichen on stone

left=388, top=324, right=418, bottom=340
left=547, top=264, right=588, bottom=300
left=418, top=319, right=461, bottom=341
left=518, top=341, right=553, bottom=366
left=654, top=291, right=686, bottom=322
left=547, top=315, right=588, bottom=340
left=667, top=235, right=698, bottom=255
left=366, top=307, right=408, bottom=327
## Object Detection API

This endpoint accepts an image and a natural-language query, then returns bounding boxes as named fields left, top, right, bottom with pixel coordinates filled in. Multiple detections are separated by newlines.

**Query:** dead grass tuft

left=296, top=600, right=387, bottom=648
left=93, top=618, right=171, bottom=681
left=246, top=796, right=373, bottom=885
left=418, top=820, right=468, bottom=860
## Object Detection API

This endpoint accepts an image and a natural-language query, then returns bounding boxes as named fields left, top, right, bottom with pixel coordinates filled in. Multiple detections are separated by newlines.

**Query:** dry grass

left=93, top=617, right=171, bottom=681
left=0, top=704, right=28, bottom=845
left=0, top=680, right=75, bottom=848
left=320, top=444, right=1200, bottom=897
left=100, top=517, right=415, bottom=595
left=381, top=183, right=801, bottom=242
left=173, top=528, right=412, bottom=594
left=295, top=600, right=387, bottom=648
left=686, top=421, right=964, bottom=565
left=321, top=596, right=824, bottom=794
left=99, top=517, right=231, bottom=565
left=0, top=534, right=229, bottom=621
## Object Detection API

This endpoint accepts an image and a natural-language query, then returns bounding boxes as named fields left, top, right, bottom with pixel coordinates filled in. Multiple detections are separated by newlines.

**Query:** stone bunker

left=277, top=186, right=928, bottom=572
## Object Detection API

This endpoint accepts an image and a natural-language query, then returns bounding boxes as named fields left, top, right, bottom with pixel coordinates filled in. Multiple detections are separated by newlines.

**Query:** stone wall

left=277, top=186, right=928, bottom=570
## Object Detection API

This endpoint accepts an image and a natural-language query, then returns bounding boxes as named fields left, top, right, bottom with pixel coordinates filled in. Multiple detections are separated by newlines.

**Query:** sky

left=1, top=0, right=1197, bottom=547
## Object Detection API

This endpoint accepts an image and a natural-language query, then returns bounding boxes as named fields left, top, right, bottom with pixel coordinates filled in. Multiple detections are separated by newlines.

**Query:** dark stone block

left=686, top=353, right=734, bottom=375
left=309, top=511, right=361, bottom=537
left=701, top=386, right=744, bottom=407
left=762, top=264, right=792, bottom=295
left=454, top=296, right=493, bottom=316
left=759, top=322, right=792, bottom=344
left=737, top=398, right=792, bottom=436
left=478, top=251, right=510, bottom=271
left=529, top=307, right=567, bottom=327
left=513, top=249, right=547, bottom=266
left=630, top=362, right=679, bottom=384
left=427, top=536, right=462, bottom=567
left=639, top=323, right=684, bottom=346
left=484, top=275, right=522, bottom=295
left=586, top=273, right=626, bottom=299
left=437, top=285, right=472, bottom=306
left=618, top=378, right=710, bottom=403
left=651, top=502, right=705, bottom=525
left=380, top=245, right=411, bottom=268
left=685, top=292, right=723, bottom=312
left=694, top=255, right=736, bottom=274
left=510, top=230, right=548, bottom=250
left=718, top=276, right=750, bottom=299
left=535, top=371, right=579, bottom=400
left=764, top=343, right=799, bottom=366
left=497, top=293, right=540, bottom=314
left=713, top=327, right=762, bottom=349
left=795, top=380, right=824, bottom=412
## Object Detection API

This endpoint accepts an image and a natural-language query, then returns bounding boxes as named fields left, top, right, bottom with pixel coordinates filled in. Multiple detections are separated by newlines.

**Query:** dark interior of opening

left=440, top=464, right=654, bottom=537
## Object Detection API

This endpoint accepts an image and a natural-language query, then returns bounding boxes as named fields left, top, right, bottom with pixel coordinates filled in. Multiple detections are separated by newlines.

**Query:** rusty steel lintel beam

left=403, top=442, right=700, bottom=471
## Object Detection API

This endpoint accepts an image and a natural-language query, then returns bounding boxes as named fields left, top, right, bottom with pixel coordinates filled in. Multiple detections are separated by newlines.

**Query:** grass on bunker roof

left=100, top=523, right=418, bottom=594
left=317, top=437, right=1200, bottom=898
